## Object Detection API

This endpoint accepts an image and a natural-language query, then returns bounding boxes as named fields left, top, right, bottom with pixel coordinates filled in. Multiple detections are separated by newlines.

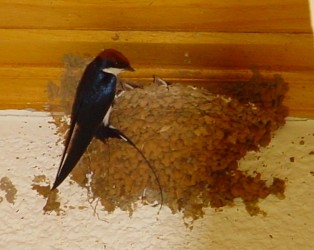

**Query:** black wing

left=51, top=61, right=116, bottom=190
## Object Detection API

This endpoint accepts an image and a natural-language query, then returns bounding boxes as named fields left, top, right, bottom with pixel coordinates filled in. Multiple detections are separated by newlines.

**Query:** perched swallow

left=51, top=49, right=134, bottom=190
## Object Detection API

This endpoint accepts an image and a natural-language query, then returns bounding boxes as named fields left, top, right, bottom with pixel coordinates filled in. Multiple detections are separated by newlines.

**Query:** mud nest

left=46, top=56, right=288, bottom=220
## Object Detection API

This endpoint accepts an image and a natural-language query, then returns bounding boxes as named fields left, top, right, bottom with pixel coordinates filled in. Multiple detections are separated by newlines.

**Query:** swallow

left=51, top=49, right=134, bottom=190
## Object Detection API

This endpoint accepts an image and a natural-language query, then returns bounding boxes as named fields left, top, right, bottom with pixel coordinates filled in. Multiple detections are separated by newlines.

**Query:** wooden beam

left=0, top=0, right=311, bottom=33
left=0, top=29, right=313, bottom=71
left=0, top=0, right=313, bottom=118
left=0, top=66, right=313, bottom=118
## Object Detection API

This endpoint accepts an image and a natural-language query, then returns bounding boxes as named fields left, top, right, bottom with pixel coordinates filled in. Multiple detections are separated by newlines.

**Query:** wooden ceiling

left=0, top=0, right=313, bottom=117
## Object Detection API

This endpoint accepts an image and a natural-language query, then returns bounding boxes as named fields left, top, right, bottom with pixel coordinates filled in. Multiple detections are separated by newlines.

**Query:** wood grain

left=0, top=0, right=311, bottom=33
left=0, top=29, right=313, bottom=71
left=0, top=1, right=313, bottom=118
left=0, top=66, right=313, bottom=118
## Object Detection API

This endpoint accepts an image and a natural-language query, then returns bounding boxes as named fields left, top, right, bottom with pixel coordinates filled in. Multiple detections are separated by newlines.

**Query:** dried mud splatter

left=0, top=177, right=17, bottom=204
left=32, top=175, right=63, bottom=215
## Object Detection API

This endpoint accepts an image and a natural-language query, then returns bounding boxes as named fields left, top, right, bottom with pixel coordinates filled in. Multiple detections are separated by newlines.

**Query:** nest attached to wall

left=45, top=55, right=288, bottom=221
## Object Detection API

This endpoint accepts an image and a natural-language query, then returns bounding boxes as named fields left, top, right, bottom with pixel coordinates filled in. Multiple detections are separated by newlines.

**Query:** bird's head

left=97, top=49, right=135, bottom=76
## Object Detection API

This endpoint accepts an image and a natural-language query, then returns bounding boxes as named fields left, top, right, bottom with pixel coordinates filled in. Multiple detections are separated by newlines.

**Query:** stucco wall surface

left=0, top=110, right=313, bottom=250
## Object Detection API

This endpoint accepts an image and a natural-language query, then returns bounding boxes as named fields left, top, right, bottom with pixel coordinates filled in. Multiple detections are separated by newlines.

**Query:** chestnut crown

left=97, top=49, right=134, bottom=73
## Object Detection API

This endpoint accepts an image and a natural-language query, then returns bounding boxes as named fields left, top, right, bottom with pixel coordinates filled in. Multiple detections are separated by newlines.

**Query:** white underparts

left=102, top=67, right=124, bottom=76
left=103, top=105, right=112, bottom=126
left=101, top=66, right=125, bottom=129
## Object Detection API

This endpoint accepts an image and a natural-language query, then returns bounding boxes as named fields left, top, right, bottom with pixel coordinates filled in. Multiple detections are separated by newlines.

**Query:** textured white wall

left=0, top=110, right=313, bottom=249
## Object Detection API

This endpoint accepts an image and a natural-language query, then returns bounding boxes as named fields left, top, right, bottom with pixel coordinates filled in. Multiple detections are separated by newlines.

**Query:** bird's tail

left=52, top=125, right=94, bottom=190
left=95, top=125, right=163, bottom=211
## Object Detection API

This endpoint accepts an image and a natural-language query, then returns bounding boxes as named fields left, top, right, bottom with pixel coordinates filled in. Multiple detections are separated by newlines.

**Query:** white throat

left=102, top=67, right=124, bottom=76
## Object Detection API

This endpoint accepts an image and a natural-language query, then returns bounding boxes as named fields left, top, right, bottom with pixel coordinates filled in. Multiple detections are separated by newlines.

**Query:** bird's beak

left=126, top=66, right=135, bottom=72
